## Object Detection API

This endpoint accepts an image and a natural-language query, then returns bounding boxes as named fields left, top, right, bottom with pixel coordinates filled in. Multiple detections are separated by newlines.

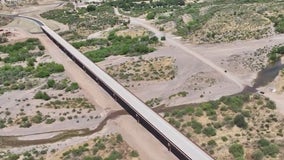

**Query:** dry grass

left=106, top=56, right=176, bottom=82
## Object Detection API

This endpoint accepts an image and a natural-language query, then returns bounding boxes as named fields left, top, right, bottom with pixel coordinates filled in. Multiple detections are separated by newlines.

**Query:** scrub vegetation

left=267, top=44, right=284, bottom=63
left=72, top=30, right=159, bottom=62
left=60, top=134, right=140, bottom=160
left=109, top=0, right=284, bottom=43
left=106, top=56, right=176, bottom=82
left=41, top=3, right=127, bottom=41
left=0, top=38, right=65, bottom=95
left=164, top=94, right=283, bottom=159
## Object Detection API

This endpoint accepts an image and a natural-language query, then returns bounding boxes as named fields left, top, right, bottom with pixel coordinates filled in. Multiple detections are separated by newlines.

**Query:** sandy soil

left=111, top=115, right=177, bottom=160
left=98, top=45, right=240, bottom=107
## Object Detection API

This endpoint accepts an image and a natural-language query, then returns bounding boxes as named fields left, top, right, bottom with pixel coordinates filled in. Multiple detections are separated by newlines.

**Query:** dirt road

left=129, top=17, right=244, bottom=89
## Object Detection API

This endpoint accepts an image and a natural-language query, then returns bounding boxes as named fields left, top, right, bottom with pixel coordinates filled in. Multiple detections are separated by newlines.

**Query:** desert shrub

left=5, top=153, right=20, bottom=160
left=65, top=82, right=79, bottom=92
left=202, top=126, right=216, bottom=137
left=258, top=138, right=270, bottom=147
left=146, top=12, right=156, bottom=20
left=130, top=150, right=139, bottom=157
left=229, top=143, right=244, bottom=159
left=251, top=150, right=264, bottom=160
left=84, top=32, right=156, bottom=62
left=264, top=100, right=276, bottom=109
left=105, top=150, right=122, bottom=160
left=45, top=118, right=56, bottom=124
left=116, top=134, right=123, bottom=143
left=34, top=91, right=50, bottom=101
left=87, top=5, right=96, bottom=12
left=47, top=79, right=55, bottom=88
left=83, top=156, right=103, bottom=160
left=257, top=139, right=279, bottom=157
left=234, top=114, right=248, bottom=129
left=267, top=45, right=284, bottom=63
left=161, top=36, right=166, bottom=41
left=0, top=38, right=43, bottom=63
left=190, top=120, right=203, bottom=134
left=59, top=117, right=65, bottom=122
left=0, top=119, right=6, bottom=128
left=207, top=140, right=217, bottom=147
left=0, top=65, right=32, bottom=85
left=31, top=114, right=43, bottom=124
left=221, top=136, right=228, bottom=142
left=34, top=62, right=64, bottom=78
left=262, top=144, right=279, bottom=157
left=71, top=146, right=88, bottom=157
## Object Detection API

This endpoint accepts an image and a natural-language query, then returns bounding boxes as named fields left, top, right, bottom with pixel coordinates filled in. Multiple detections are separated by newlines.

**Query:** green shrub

left=190, top=120, right=203, bottom=134
left=202, top=126, right=216, bottom=137
left=65, top=82, right=79, bottom=92
left=105, top=150, right=122, bottom=160
left=34, top=91, right=50, bottom=101
left=47, top=79, right=55, bottom=88
left=251, top=150, right=264, bottom=160
left=264, top=100, right=276, bottom=110
left=31, top=114, right=43, bottom=124
left=229, top=143, right=244, bottom=159
left=130, top=150, right=139, bottom=157
left=257, top=139, right=280, bottom=157
left=34, top=62, right=64, bottom=78
left=0, top=65, right=31, bottom=85
left=87, top=5, right=96, bottom=12
left=221, top=136, right=228, bottom=142
left=45, top=118, right=56, bottom=124
left=207, top=140, right=217, bottom=147
left=258, top=138, right=270, bottom=147
left=85, top=33, right=156, bottom=62
left=5, top=153, right=20, bottom=160
left=59, top=117, right=65, bottom=122
left=116, top=134, right=123, bottom=143
left=83, top=156, right=103, bottom=160
left=234, top=114, right=248, bottom=129
left=0, top=38, right=43, bottom=63
left=146, top=12, right=156, bottom=20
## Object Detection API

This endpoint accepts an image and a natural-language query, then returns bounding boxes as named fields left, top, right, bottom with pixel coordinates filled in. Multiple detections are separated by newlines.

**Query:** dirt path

left=129, top=17, right=244, bottom=88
